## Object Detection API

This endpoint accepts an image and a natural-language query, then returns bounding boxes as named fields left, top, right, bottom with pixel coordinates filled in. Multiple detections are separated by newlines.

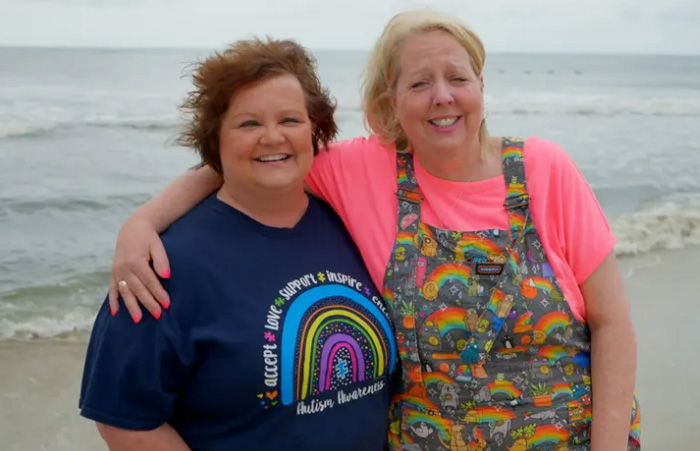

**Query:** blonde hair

left=362, top=9, right=489, bottom=152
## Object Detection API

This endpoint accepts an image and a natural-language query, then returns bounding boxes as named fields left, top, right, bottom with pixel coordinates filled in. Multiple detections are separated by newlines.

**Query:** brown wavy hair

left=178, top=38, right=338, bottom=173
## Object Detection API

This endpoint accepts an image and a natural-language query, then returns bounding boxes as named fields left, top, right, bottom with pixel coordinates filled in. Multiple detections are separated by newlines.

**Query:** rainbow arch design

left=488, top=382, right=522, bottom=398
left=463, top=406, right=517, bottom=423
left=510, top=213, right=535, bottom=234
left=529, top=424, right=570, bottom=446
left=423, top=371, right=454, bottom=388
left=502, top=145, right=524, bottom=161
left=513, top=312, right=533, bottom=333
left=381, top=287, right=395, bottom=305
left=401, top=395, right=440, bottom=413
left=534, top=311, right=570, bottom=335
left=280, top=284, right=396, bottom=405
left=455, top=234, right=504, bottom=262
left=398, top=168, right=409, bottom=184
left=506, top=183, right=527, bottom=199
left=551, top=382, right=573, bottom=401
left=397, top=232, right=414, bottom=247
left=403, top=408, right=452, bottom=440
left=423, top=264, right=472, bottom=292
left=523, top=277, right=555, bottom=296
left=423, top=307, right=469, bottom=337
left=537, top=346, right=571, bottom=363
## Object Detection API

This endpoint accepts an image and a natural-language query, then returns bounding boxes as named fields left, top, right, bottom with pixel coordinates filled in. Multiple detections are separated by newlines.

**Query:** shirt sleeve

left=79, top=272, right=197, bottom=430
left=305, top=138, right=361, bottom=203
left=533, top=138, right=617, bottom=285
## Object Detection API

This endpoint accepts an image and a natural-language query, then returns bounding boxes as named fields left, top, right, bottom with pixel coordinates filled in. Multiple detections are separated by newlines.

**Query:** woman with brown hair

left=79, top=38, right=396, bottom=451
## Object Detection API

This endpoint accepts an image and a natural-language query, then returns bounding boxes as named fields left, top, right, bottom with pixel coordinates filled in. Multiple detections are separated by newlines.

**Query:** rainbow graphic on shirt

left=502, top=145, right=524, bottom=161
left=397, top=232, right=414, bottom=247
left=488, top=381, right=522, bottom=398
left=423, top=371, right=455, bottom=388
left=510, top=212, right=535, bottom=235
left=534, top=311, right=570, bottom=335
left=551, top=382, right=574, bottom=401
left=487, top=289, right=505, bottom=313
left=455, top=234, right=504, bottom=262
left=462, top=406, right=517, bottom=423
left=401, top=395, right=441, bottom=413
left=423, top=264, right=472, bottom=292
left=497, top=345, right=528, bottom=356
left=279, top=284, right=396, bottom=405
left=529, top=424, right=570, bottom=447
left=422, top=307, right=469, bottom=337
left=522, top=277, right=555, bottom=296
left=403, top=408, right=452, bottom=440
left=537, top=345, right=571, bottom=363
left=506, top=183, right=527, bottom=200
left=513, top=311, right=533, bottom=333
left=398, top=168, right=409, bottom=184
left=381, top=287, right=394, bottom=305
left=500, top=250, right=517, bottom=276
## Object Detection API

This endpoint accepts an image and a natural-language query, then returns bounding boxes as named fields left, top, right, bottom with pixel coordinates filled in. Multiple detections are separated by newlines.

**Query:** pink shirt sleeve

left=525, top=137, right=617, bottom=285
left=305, top=137, right=399, bottom=291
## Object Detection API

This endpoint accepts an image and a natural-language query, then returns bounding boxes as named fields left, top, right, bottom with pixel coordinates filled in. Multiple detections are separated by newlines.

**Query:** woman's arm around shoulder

left=110, top=165, right=222, bottom=320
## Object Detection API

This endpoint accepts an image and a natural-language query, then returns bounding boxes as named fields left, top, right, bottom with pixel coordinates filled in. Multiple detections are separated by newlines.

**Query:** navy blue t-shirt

left=80, top=195, right=397, bottom=451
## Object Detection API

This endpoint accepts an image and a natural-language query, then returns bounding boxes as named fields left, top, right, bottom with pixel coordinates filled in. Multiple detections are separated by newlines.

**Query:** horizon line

left=0, top=44, right=698, bottom=58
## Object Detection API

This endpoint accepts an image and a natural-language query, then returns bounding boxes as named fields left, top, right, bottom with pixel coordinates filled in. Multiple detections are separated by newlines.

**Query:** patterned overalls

left=383, top=138, right=641, bottom=451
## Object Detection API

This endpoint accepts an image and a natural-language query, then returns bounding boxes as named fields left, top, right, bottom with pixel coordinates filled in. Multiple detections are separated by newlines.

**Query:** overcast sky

left=1, top=0, right=699, bottom=54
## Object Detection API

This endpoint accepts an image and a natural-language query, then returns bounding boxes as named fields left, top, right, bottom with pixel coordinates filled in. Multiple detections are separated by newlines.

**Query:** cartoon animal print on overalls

left=383, top=137, right=640, bottom=450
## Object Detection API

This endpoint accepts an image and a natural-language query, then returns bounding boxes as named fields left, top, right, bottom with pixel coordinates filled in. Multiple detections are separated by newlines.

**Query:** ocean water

left=1, top=47, right=699, bottom=341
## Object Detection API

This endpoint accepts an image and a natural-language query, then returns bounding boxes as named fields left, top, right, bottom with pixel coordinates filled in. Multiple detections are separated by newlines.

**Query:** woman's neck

left=413, top=137, right=502, bottom=182
left=216, top=182, right=309, bottom=228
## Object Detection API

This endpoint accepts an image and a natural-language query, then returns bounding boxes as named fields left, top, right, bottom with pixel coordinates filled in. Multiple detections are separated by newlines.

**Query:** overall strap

left=460, top=137, right=534, bottom=365
left=395, top=151, right=423, bottom=235
left=501, top=137, right=532, bottom=241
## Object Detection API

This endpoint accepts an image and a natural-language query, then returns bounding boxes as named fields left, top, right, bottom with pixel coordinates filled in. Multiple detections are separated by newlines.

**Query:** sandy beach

left=1, top=246, right=699, bottom=450
left=0, top=338, right=103, bottom=451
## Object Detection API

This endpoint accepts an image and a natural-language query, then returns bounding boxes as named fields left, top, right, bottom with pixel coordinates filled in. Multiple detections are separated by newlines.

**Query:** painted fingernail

left=160, top=269, right=171, bottom=279
left=110, top=306, right=117, bottom=316
left=132, top=313, right=142, bottom=324
left=161, top=299, right=170, bottom=310
left=153, top=310, right=162, bottom=320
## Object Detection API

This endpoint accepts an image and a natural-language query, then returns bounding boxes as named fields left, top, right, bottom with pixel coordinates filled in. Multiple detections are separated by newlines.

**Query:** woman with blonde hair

left=107, top=10, right=640, bottom=450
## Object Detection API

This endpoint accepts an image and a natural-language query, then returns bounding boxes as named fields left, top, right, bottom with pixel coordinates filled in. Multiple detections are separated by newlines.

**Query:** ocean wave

left=0, top=309, right=95, bottom=341
left=0, top=271, right=108, bottom=341
left=487, top=94, right=700, bottom=118
left=613, top=194, right=700, bottom=256
left=0, top=193, right=153, bottom=217
left=0, top=115, right=182, bottom=139
left=0, top=120, right=62, bottom=139
left=85, top=116, right=183, bottom=131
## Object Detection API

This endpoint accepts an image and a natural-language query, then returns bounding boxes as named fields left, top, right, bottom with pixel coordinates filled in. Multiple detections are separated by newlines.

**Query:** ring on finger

left=118, top=280, right=128, bottom=290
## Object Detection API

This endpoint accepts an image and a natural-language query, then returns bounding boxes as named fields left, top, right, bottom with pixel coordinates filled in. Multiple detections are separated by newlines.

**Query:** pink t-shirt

left=306, top=136, right=616, bottom=322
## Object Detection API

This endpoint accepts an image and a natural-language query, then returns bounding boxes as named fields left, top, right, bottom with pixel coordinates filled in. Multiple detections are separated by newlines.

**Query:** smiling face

left=218, top=73, right=314, bottom=193
left=393, top=30, right=484, bottom=160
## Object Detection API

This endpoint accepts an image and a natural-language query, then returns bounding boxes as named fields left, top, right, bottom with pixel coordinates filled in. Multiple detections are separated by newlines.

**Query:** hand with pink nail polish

left=109, top=216, right=171, bottom=321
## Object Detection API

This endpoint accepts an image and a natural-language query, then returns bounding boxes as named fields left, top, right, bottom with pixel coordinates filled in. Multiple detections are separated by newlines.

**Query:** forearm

left=97, top=422, right=192, bottom=451
left=133, top=165, right=222, bottom=232
left=589, top=321, right=637, bottom=451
